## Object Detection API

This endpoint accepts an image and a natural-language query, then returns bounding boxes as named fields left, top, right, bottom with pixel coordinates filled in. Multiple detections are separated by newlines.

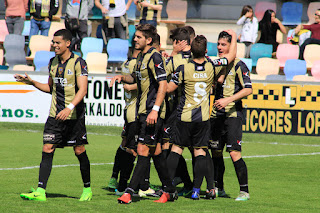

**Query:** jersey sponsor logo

left=196, top=66, right=204, bottom=71
left=212, top=58, right=228, bottom=66
left=53, top=77, right=73, bottom=87
left=155, top=62, right=163, bottom=69
left=67, top=69, right=73, bottom=75
left=193, top=73, right=207, bottom=78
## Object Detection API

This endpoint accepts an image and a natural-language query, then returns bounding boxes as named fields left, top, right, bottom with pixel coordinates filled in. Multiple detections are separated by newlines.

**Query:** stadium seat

left=22, top=20, right=31, bottom=37
left=256, top=58, right=279, bottom=77
left=292, top=75, right=315, bottom=82
left=27, top=35, right=52, bottom=60
left=236, top=43, right=246, bottom=58
left=307, top=2, right=320, bottom=24
left=250, top=43, right=273, bottom=67
left=283, top=59, right=307, bottom=81
left=90, top=5, right=103, bottom=20
left=311, top=60, right=320, bottom=81
left=86, top=52, right=108, bottom=74
left=0, top=20, right=9, bottom=43
left=4, top=34, right=26, bottom=68
left=107, top=38, right=128, bottom=63
left=255, top=2, right=277, bottom=21
left=304, top=44, right=320, bottom=69
left=276, top=30, right=284, bottom=44
left=276, top=44, right=299, bottom=68
left=48, top=22, right=65, bottom=39
left=33, top=51, right=55, bottom=71
left=13, top=65, right=35, bottom=71
left=239, top=58, right=252, bottom=72
left=207, top=42, right=217, bottom=57
left=281, top=2, right=303, bottom=26
left=161, top=0, right=187, bottom=25
left=128, top=25, right=136, bottom=47
left=157, top=25, right=167, bottom=50
left=81, top=37, right=104, bottom=60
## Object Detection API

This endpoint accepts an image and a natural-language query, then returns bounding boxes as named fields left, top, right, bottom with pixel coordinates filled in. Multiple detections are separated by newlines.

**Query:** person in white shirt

left=236, top=5, right=258, bottom=58
left=95, top=0, right=132, bottom=41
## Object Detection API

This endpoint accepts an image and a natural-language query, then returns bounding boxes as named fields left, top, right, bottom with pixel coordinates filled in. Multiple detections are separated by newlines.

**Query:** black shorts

left=210, top=117, right=242, bottom=152
left=121, top=121, right=138, bottom=150
left=43, top=117, right=88, bottom=148
left=162, top=109, right=177, bottom=144
left=174, top=120, right=210, bottom=149
left=137, top=114, right=164, bottom=147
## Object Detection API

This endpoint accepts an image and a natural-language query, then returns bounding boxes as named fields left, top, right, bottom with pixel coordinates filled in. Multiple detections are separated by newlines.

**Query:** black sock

left=111, top=146, right=126, bottom=179
left=38, top=152, right=54, bottom=189
left=76, top=151, right=91, bottom=188
left=153, top=153, right=175, bottom=193
left=233, top=158, right=249, bottom=193
left=118, top=151, right=136, bottom=192
left=204, top=149, right=214, bottom=190
left=139, top=157, right=151, bottom=191
left=128, top=155, right=149, bottom=192
left=162, top=149, right=170, bottom=159
left=193, top=155, right=207, bottom=189
left=212, top=155, right=225, bottom=190
left=176, top=155, right=192, bottom=189
left=166, top=152, right=181, bottom=180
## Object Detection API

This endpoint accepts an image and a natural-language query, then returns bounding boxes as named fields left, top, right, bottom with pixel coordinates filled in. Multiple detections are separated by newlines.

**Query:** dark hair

left=183, top=26, right=195, bottom=40
left=240, top=5, right=253, bottom=19
left=153, top=33, right=160, bottom=46
left=53, top=29, right=73, bottom=42
left=218, top=31, right=232, bottom=43
left=169, top=27, right=190, bottom=45
left=135, top=24, right=157, bottom=45
left=259, top=9, right=275, bottom=33
left=191, top=35, right=207, bottom=58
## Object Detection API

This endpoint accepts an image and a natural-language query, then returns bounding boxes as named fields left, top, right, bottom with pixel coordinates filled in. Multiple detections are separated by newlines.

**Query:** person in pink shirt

left=5, top=0, right=28, bottom=35
left=295, top=8, right=320, bottom=59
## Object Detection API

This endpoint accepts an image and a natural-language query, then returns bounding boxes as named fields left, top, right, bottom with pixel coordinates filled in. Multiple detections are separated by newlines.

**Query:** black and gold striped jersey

left=139, top=0, right=163, bottom=21
left=48, top=53, right=88, bottom=120
left=121, top=58, right=138, bottom=123
left=172, top=58, right=228, bottom=122
left=211, top=58, right=252, bottom=118
left=133, top=47, right=167, bottom=118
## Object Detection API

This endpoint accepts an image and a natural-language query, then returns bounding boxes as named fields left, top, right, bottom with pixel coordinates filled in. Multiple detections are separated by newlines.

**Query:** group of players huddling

left=109, top=23, right=252, bottom=204
left=15, top=23, right=252, bottom=204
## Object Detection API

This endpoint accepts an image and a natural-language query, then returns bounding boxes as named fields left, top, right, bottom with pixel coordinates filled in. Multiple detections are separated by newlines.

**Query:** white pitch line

left=1, top=152, right=320, bottom=171
left=245, top=141, right=320, bottom=147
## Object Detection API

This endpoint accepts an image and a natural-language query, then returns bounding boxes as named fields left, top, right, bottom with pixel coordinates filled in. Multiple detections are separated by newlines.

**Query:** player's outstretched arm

left=110, top=74, right=135, bottom=87
left=14, top=73, right=52, bottom=93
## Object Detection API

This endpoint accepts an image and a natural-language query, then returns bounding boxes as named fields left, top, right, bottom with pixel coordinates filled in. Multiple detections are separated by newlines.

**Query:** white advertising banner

left=0, top=73, right=125, bottom=126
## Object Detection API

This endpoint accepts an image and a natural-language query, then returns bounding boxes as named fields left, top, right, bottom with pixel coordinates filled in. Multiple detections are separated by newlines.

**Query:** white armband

left=67, top=103, right=75, bottom=110
left=152, top=105, right=160, bottom=112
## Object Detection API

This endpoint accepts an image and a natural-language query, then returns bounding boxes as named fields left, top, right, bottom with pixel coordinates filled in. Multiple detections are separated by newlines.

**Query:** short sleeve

left=211, top=57, right=228, bottom=75
left=236, top=61, right=252, bottom=88
left=75, top=58, right=88, bottom=76
left=152, top=52, right=167, bottom=82
left=171, top=64, right=184, bottom=85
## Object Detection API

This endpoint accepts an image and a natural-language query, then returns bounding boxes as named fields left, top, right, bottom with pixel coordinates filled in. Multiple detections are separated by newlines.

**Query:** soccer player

left=210, top=31, right=253, bottom=201
left=107, top=41, right=140, bottom=195
left=166, top=31, right=237, bottom=200
left=110, top=24, right=176, bottom=204
left=15, top=29, right=92, bottom=201
left=134, top=0, right=162, bottom=27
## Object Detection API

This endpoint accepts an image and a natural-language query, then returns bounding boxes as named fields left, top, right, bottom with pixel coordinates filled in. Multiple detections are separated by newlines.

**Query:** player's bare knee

left=74, top=145, right=86, bottom=155
left=229, top=151, right=241, bottom=162
left=194, top=148, right=206, bottom=157
left=42, top=144, right=55, bottom=153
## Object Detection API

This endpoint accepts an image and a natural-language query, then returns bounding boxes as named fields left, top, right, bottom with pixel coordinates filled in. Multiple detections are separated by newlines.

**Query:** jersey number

left=194, top=82, right=207, bottom=103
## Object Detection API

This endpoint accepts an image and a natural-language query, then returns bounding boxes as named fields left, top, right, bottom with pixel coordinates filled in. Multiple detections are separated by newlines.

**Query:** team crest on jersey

left=67, top=69, right=73, bottom=75
left=141, top=63, right=146, bottom=69
left=196, top=66, right=204, bottom=71
left=228, top=71, right=234, bottom=75
left=58, top=67, right=64, bottom=77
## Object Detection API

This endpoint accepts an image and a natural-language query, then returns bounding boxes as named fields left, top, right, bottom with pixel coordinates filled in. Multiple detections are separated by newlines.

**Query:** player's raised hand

left=224, top=29, right=237, bottom=38
left=14, top=73, right=34, bottom=85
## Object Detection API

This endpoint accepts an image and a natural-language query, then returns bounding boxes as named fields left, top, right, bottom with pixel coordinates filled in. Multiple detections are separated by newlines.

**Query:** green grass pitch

left=0, top=122, right=319, bottom=213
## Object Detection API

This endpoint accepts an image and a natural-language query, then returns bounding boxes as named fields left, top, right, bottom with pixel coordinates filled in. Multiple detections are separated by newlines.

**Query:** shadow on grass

left=46, top=193, right=78, bottom=199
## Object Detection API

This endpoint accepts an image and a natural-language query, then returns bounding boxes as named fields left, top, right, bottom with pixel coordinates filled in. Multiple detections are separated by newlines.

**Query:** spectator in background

left=29, top=0, right=59, bottom=37
left=295, top=8, right=320, bottom=60
left=65, top=0, right=94, bottom=51
left=95, top=0, right=132, bottom=41
left=257, top=9, right=286, bottom=52
left=5, top=0, right=28, bottom=35
left=237, top=5, right=258, bottom=58
left=134, top=0, right=162, bottom=27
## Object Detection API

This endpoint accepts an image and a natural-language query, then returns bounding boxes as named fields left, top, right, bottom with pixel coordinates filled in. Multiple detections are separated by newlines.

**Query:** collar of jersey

left=57, top=52, right=75, bottom=64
